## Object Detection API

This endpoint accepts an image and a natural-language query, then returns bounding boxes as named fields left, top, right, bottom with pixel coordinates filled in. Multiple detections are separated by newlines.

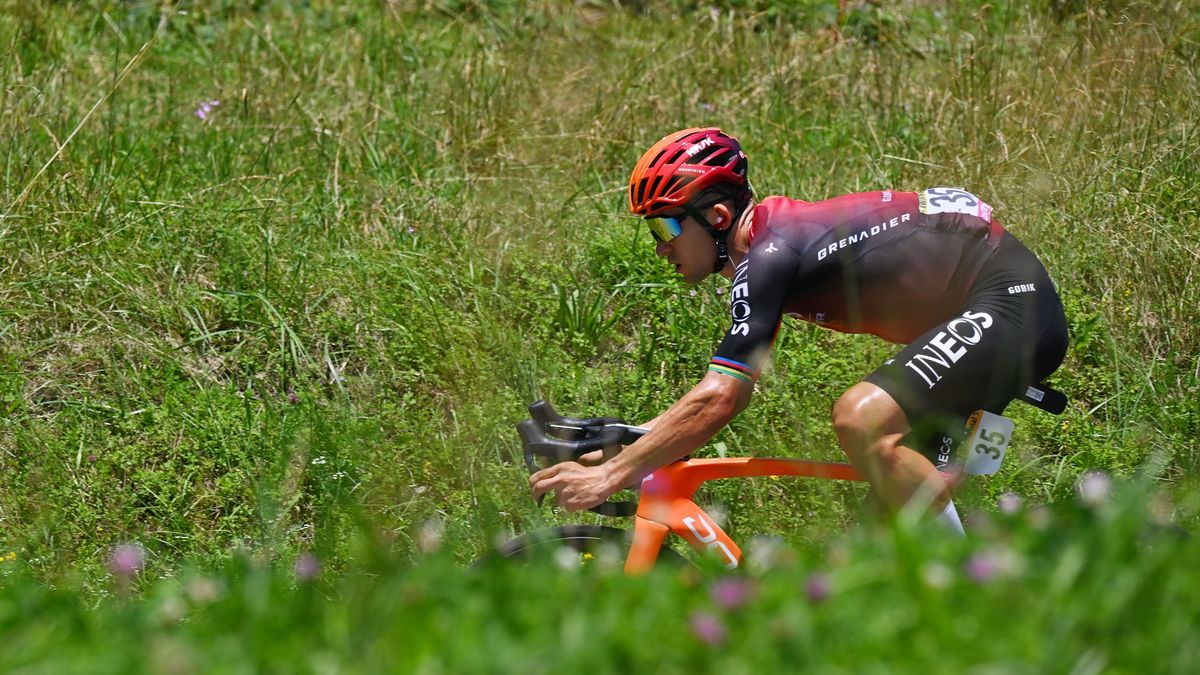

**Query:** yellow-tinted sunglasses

left=646, top=216, right=684, bottom=243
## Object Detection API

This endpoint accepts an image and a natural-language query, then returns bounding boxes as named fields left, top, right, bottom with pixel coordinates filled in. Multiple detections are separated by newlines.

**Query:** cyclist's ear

left=711, top=203, right=733, bottom=231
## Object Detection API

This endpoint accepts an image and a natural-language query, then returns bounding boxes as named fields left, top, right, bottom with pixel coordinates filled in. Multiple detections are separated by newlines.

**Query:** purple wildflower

left=965, top=551, right=999, bottom=584
left=294, top=551, right=321, bottom=582
left=1076, top=470, right=1111, bottom=506
left=287, top=391, right=300, bottom=405
left=108, top=542, right=146, bottom=584
left=709, top=577, right=753, bottom=611
left=195, top=99, right=220, bottom=121
left=689, top=611, right=727, bottom=645
left=804, top=572, right=831, bottom=603
left=688, top=289, right=697, bottom=297
left=997, top=491, right=1022, bottom=515
left=417, top=518, right=444, bottom=554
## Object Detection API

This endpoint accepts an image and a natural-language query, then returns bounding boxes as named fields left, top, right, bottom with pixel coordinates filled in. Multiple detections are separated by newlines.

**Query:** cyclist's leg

left=839, top=233, right=1068, bottom=516
left=833, top=381, right=949, bottom=512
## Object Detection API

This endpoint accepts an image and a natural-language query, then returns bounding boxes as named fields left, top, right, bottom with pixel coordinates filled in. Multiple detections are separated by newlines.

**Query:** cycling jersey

left=708, top=188, right=1067, bottom=465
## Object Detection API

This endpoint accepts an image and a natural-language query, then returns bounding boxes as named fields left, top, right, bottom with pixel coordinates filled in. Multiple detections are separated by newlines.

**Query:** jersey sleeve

left=709, top=236, right=800, bottom=382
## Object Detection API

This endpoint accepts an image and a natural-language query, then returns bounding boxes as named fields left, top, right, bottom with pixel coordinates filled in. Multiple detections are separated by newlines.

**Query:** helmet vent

left=633, top=178, right=648, bottom=206
left=688, top=144, right=725, bottom=166
left=662, top=175, right=684, bottom=196
left=648, top=174, right=664, bottom=201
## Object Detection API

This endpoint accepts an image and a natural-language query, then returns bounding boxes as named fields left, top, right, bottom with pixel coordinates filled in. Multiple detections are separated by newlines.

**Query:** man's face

left=649, top=210, right=715, bottom=285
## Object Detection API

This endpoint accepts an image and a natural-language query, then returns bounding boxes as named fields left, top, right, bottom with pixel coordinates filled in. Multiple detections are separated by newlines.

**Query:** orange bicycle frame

left=625, top=457, right=866, bottom=574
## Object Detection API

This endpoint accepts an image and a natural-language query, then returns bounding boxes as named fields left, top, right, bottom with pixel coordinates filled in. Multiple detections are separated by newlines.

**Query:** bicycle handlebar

left=518, top=400, right=648, bottom=518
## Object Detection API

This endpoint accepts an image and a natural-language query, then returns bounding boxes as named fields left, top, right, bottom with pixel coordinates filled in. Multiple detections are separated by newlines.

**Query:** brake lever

left=530, top=400, right=625, bottom=439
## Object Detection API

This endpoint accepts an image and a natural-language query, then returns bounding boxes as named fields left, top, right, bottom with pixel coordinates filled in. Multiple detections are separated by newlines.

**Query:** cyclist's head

left=629, top=128, right=753, bottom=274
left=627, top=127, right=750, bottom=219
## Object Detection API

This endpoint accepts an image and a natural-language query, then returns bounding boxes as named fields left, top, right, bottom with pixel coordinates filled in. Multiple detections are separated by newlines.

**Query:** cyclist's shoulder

left=752, top=191, right=904, bottom=247
left=750, top=194, right=815, bottom=240
left=757, top=190, right=920, bottom=221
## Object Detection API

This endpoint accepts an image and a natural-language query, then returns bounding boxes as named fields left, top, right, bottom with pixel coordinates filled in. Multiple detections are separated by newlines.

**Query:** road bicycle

left=489, top=384, right=1067, bottom=574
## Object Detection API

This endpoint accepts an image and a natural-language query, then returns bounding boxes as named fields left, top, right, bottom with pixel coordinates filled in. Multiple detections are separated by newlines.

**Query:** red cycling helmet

left=628, top=127, right=749, bottom=217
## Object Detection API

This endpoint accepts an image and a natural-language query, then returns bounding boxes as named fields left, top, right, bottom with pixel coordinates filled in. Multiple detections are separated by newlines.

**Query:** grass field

left=1, top=0, right=1198, bottom=670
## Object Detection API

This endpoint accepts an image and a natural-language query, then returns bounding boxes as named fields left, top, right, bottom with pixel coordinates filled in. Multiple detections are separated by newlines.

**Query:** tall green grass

left=0, top=0, right=1197, bottom=623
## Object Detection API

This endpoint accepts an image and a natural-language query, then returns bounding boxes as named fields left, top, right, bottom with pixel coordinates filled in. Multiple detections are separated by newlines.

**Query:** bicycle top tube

left=626, top=457, right=876, bottom=574
left=637, top=456, right=867, bottom=507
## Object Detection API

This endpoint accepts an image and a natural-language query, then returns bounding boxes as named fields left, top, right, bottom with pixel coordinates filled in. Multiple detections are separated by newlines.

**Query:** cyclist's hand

left=577, top=445, right=622, bottom=467
left=529, top=461, right=618, bottom=512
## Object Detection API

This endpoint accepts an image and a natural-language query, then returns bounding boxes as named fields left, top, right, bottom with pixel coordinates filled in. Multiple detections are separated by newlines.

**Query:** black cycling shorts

left=863, top=232, right=1068, bottom=464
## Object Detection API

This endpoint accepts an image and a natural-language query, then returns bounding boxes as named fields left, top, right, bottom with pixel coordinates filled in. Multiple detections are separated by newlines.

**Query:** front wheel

left=478, top=524, right=686, bottom=569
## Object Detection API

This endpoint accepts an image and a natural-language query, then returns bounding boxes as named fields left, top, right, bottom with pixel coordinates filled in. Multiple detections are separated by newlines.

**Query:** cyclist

left=531, top=127, right=1068, bottom=534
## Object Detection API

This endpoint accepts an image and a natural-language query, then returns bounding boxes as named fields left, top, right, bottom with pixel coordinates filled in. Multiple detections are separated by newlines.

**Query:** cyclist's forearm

left=638, top=413, right=664, bottom=430
left=608, top=374, right=749, bottom=487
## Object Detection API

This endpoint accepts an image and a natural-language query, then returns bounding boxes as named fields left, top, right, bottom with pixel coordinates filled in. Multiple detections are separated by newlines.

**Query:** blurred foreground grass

left=3, top=483, right=1197, bottom=673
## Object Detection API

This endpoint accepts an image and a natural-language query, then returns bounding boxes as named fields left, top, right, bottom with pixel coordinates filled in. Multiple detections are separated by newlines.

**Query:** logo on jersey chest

left=816, top=213, right=912, bottom=261
left=904, top=310, right=995, bottom=389
left=729, top=260, right=751, bottom=336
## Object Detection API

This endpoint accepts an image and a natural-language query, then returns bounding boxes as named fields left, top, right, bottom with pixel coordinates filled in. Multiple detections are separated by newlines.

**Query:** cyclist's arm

left=607, top=239, right=798, bottom=486
left=535, top=238, right=797, bottom=506
left=604, top=369, right=752, bottom=486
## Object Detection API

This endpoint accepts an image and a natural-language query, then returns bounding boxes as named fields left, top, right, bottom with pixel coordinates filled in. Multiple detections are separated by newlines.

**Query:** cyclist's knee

left=832, top=384, right=866, bottom=437
left=832, top=383, right=902, bottom=440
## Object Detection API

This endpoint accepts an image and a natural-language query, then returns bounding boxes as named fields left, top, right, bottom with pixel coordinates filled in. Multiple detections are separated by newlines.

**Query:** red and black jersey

left=709, top=188, right=1006, bottom=382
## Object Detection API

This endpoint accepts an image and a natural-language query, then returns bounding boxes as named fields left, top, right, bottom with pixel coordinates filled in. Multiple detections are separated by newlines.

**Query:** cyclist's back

left=743, top=190, right=1003, bottom=343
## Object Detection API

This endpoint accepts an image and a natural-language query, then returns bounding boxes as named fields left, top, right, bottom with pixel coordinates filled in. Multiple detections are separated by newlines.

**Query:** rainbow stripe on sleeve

left=708, top=356, right=756, bottom=383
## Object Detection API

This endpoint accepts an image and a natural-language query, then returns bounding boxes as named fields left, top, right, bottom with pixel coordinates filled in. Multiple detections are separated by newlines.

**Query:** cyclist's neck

left=720, top=199, right=757, bottom=278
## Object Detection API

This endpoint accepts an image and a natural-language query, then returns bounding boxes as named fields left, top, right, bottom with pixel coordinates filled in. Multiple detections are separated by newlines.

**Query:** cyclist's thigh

left=864, top=241, right=1067, bottom=462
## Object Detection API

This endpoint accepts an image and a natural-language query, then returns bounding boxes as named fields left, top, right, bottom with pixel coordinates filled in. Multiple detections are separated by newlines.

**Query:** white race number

left=919, top=187, right=993, bottom=222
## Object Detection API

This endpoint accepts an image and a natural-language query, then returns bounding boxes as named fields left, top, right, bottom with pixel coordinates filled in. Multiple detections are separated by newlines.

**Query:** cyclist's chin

left=674, top=265, right=700, bottom=284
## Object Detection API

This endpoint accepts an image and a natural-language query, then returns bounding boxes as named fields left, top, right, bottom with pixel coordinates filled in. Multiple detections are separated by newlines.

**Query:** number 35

left=973, top=428, right=1007, bottom=460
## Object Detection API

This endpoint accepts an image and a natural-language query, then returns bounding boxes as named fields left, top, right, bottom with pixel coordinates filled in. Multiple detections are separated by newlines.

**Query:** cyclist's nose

left=655, top=240, right=670, bottom=257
